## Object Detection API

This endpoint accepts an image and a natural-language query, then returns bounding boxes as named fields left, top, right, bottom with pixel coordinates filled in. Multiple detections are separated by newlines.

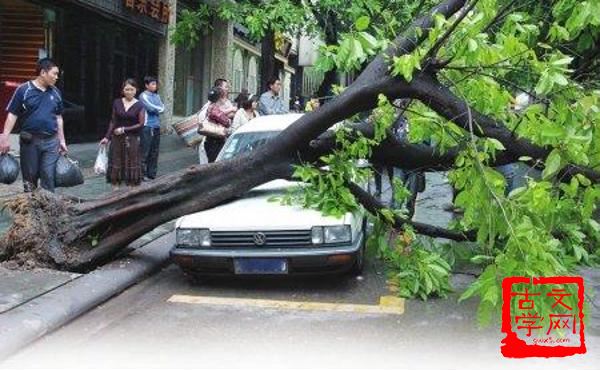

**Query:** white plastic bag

left=94, top=145, right=108, bottom=175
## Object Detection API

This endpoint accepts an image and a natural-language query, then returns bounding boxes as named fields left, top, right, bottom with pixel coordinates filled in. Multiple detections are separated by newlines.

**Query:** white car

left=171, top=113, right=366, bottom=277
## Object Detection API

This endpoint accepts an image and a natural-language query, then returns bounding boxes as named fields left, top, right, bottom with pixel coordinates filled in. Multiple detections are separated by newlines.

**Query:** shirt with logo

left=5, top=81, right=63, bottom=134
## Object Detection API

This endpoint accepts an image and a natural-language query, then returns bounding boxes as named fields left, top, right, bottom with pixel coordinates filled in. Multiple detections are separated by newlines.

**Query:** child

left=139, top=76, right=165, bottom=180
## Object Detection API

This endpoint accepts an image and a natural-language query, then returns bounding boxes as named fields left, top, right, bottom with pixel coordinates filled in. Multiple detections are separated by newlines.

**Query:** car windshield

left=217, top=131, right=280, bottom=161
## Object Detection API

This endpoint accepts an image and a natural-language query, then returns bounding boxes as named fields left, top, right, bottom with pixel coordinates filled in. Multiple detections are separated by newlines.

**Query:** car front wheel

left=349, top=218, right=367, bottom=276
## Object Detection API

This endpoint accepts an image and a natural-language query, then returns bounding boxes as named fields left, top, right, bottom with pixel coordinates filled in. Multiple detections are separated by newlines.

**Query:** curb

left=0, top=232, right=174, bottom=361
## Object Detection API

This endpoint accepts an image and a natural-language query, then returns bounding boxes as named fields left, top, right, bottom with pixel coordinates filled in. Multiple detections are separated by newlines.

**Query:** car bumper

left=170, top=232, right=363, bottom=275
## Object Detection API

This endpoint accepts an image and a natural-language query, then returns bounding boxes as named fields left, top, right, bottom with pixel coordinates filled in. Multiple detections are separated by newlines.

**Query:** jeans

left=141, top=126, right=161, bottom=179
left=19, top=134, right=60, bottom=192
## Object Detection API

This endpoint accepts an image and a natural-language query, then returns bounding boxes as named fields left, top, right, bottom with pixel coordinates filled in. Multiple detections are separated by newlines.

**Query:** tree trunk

left=260, top=31, right=276, bottom=93
left=316, top=11, right=340, bottom=98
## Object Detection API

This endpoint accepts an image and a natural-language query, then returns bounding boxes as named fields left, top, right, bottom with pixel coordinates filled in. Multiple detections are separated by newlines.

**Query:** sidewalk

left=0, top=132, right=197, bottom=229
left=0, top=132, right=197, bottom=359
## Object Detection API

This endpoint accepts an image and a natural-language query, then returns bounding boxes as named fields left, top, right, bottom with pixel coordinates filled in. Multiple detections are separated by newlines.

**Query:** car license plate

left=233, top=258, right=288, bottom=275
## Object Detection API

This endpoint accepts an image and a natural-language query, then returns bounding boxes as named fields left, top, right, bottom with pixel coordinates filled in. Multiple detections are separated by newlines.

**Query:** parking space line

left=167, top=295, right=405, bottom=315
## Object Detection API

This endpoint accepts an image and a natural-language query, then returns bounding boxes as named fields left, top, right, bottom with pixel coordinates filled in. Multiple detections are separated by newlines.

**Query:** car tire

left=349, top=218, right=367, bottom=276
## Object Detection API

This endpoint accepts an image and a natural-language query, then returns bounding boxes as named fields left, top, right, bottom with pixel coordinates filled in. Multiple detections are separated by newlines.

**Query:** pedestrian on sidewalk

left=234, top=88, right=249, bottom=109
left=205, top=87, right=232, bottom=162
left=139, top=76, right=165, bottom=181
left=100, top=78, right=145, bottom=189
left=232, top=95, right=259, bottom=132
left=258, top=78, right=288, bottom=116
left=0, top=58, right=68, bottom=192
left=197, top=78, right=237, bottom=164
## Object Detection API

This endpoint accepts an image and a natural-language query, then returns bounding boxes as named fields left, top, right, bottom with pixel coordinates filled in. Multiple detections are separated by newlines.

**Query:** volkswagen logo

left=253, top=232, right=267, bottom=246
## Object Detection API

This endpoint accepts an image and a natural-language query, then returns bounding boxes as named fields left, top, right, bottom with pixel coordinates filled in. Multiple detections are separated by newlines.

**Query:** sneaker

left=142, top=176, right=151, bottom=182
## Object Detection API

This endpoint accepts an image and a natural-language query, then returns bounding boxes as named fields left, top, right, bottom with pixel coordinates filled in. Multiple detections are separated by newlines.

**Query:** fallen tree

left=1, top=0, right=599, bottom=323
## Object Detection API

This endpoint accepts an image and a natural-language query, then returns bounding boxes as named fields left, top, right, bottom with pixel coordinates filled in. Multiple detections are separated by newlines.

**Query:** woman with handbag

left=203, top=87, right=232, bottom=162
left=99, top=78, right=145, bottom=189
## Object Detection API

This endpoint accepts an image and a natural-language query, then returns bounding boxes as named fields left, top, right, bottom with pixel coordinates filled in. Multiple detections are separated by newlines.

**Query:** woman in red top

left=205, top=87, right=232, bottom=162
left=100, top=78, right=145, bottom=188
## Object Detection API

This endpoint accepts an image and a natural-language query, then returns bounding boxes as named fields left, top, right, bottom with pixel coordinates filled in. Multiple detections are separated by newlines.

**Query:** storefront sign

left=124, top=0, right=170, bottom=24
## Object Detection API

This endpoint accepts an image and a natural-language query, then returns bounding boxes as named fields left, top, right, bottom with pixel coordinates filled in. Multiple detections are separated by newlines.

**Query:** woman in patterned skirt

left=100, top=78, right=145, bottom=189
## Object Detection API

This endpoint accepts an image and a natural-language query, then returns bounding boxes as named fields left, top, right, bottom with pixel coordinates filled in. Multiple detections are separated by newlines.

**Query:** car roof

left=233, top=113, right=304, bottom=134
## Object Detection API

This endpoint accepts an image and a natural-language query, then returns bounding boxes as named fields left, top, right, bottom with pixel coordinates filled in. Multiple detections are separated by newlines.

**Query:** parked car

left=171, top=113, right=366, bottom=277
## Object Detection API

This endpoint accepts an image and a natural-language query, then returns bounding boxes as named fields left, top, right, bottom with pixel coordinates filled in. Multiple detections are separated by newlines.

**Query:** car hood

left=176, top=179, right=351, bottom=230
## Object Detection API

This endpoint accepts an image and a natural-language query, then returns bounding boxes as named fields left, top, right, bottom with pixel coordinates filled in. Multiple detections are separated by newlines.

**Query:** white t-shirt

left=232, top=109, right=259, bottom=131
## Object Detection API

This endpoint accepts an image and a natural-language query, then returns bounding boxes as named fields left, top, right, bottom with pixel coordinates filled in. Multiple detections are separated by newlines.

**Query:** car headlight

left=176, top=228, right=211, bottom=247
left=311, top=225, right=351, bottom=245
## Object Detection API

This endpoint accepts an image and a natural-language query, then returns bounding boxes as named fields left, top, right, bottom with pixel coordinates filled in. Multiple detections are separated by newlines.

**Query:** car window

left=217, top=131, right=280, bottom=161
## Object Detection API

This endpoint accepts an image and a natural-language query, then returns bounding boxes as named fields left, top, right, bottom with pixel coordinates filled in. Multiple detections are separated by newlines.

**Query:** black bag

left=55, top=155, right=84, bottom=188
left=0, top=153, right=19, bottom=184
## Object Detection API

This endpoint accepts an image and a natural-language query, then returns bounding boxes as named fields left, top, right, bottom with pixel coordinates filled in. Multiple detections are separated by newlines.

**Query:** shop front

left=0, top=0, right=168, bottom=142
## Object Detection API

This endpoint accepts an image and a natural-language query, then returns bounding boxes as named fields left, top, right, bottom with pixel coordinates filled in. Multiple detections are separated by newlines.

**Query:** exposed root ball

left=0, top=191, right=73, bottom=269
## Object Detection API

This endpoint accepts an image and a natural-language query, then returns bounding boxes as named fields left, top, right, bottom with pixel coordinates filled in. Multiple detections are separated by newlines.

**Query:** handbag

left=171, top=113, right=205, bottom=147
left=197, top=119, right=228, bottom=138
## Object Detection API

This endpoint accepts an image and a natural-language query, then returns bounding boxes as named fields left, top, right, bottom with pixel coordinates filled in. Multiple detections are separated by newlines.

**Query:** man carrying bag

left=0, top=58, right=68, bottom=192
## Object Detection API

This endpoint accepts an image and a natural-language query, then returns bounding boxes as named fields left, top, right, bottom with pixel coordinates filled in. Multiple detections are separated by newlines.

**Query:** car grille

left=210, top=230, right=312, bottom=247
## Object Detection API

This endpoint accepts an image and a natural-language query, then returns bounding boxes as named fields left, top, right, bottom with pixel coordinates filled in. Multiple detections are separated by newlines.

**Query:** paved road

left=3, top=173, right=599, bottom=369
left=3, top=259, right=598, bottom=369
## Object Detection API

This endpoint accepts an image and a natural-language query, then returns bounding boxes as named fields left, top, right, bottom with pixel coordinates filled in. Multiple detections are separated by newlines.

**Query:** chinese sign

left=501, top=276, right=586, bottom=358
left=124, top=0, right=170, bottom=24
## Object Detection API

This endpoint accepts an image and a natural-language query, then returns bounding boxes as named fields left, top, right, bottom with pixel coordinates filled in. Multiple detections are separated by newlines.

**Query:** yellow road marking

left=167, top=294, right=404, bottom=315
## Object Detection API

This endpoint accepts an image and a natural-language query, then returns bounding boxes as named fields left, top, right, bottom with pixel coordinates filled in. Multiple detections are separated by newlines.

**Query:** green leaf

left=470, top=255, right=495, bottom=264
left=355, top=16, right=370, bottom=31
left=576, top=174, right=591, bottom=186
left=380, top=209, right=395, bottom=223
left=357, top=32, right=378, bottom=51
left=542, top=149, right=562, bottom=179
left=551, top=56, right=573, bottom=66
left=487, top=138, right=505, bottom=151
left=552, top=73, right=569, bottom=86
left=468, top=39, right=478, bottom=52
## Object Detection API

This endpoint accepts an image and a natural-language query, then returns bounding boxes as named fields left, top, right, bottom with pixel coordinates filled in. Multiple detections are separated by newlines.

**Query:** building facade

left=0, top=0, right=169, bottom=142
left=1, top=0, right=304, bottom=142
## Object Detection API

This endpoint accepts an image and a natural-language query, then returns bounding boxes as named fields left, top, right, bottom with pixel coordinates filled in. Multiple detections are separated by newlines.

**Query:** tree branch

left=422, top=0, right=480, bottom=64
left=346, top=182, right=475, bottom=241
left=408, top=73, right=600, bottom=182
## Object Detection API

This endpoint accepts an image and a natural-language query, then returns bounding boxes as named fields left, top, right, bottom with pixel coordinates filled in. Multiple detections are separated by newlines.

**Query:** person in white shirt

left=232, top=95, right=259, bottom=132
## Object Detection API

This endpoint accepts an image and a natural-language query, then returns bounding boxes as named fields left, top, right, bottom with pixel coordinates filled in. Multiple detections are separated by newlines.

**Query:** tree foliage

left=276, top=0, right=600, bottom=325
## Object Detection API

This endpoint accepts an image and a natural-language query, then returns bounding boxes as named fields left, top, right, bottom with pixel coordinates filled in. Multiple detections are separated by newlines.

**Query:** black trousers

left=205, top=137, right=225, bottom=163
left=141, top=126, right=161, bottom=179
